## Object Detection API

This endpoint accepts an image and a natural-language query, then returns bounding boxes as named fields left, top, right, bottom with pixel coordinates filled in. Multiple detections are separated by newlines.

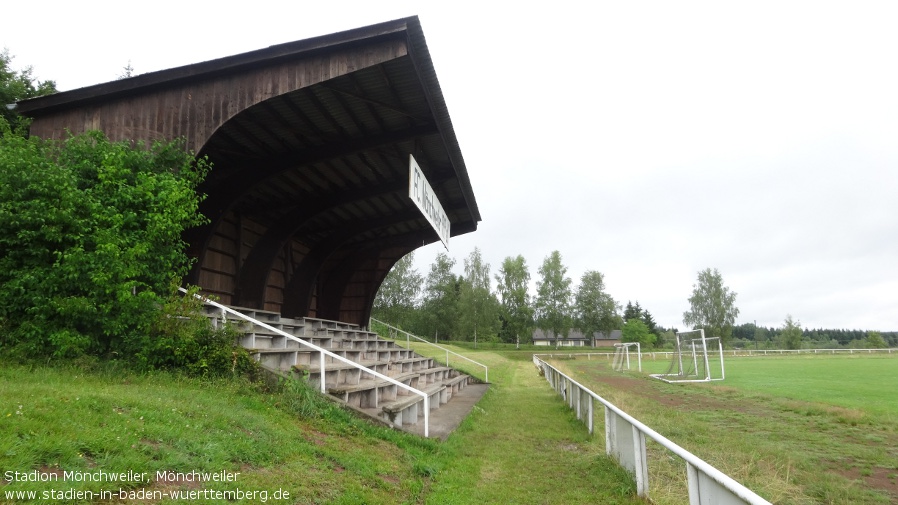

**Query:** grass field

left=552, top=352, right=898, bottom=504
left=4, top=350, right=894, bottom=504
left=637, top=353, right=898, bottom=416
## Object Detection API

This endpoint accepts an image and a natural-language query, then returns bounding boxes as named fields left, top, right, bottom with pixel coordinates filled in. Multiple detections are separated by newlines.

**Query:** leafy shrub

left=0, top=122, right=233, bottom=371
left=139, top=285, right=258, bottom=377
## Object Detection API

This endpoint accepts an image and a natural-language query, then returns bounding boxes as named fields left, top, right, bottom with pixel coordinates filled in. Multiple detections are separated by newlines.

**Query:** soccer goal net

left=650, top=329, right=725, bottom=383
left=612, top=342, right=642, bottom=372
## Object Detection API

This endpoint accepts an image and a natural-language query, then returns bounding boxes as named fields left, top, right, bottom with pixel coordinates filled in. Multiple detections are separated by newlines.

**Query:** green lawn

left=423, top=351, right=640, bottom=505
left=10, top=349, right=889, bottom=504
left=640, top=353, right=898, bottom=416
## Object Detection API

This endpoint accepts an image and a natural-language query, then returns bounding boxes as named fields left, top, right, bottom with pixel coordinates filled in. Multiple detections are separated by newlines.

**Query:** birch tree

left=683, top=268, right=739, bottom=344
left=534, top=251, right=573, bottom=346
left=495, top=255, right=534, bottom=344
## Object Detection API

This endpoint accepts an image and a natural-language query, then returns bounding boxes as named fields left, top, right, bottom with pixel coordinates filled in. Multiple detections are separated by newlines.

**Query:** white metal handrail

left=370, top=318, right=488, bottom=383
left=533, top=355, right=771, bottom=504
left=181, top=288, right=430, bottom=437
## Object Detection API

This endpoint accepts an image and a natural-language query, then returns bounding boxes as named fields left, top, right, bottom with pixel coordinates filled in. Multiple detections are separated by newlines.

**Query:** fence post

left=588, top=396, right=594, bottom=434
left=605, top=406, right=615, bottom=456
left=605, top=408, right=650, bottom=497
left=687, top=462, right=700, bottom=505
left=568, top=378, right=574, bottom=408
left=632, top=425, right=649, bottom=496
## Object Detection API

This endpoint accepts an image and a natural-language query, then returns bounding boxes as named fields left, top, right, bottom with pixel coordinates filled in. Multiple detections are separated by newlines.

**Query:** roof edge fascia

left=16, top=16, right=418, bottom=115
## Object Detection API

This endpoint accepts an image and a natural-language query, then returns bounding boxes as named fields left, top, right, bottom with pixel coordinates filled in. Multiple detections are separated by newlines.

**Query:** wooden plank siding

left=27, top=39, right=408, bottom=153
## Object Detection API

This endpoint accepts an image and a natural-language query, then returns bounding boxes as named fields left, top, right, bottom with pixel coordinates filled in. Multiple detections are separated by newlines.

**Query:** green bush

left=139, top=285, right=259, bottom=377
left=0, top=122, right=246, bottom=374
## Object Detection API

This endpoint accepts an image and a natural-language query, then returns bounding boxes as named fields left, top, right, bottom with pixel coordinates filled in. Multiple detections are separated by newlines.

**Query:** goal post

left=651, top=329, right=725, bottom=383
left=612, top=342, right=642, bottom=372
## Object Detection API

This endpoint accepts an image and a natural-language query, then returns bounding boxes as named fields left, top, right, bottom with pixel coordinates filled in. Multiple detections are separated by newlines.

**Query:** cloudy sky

left=5, top=1, right=897, bottom=331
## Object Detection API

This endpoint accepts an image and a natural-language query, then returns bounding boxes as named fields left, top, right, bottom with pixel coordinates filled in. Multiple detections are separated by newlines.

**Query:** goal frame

left=650, top=329, right=725, bottom=383
left=612, top=342, right=642, bottom=372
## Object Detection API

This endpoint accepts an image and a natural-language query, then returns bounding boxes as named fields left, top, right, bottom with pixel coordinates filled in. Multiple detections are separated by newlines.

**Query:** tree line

left=373, top=251, right=893, bottom=351
left=372, top=249, right=696, bottom=347
left=730, top=321, right=897, bottom=349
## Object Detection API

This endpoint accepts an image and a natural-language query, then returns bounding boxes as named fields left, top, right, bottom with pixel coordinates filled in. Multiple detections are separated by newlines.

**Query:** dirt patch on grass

left=580, top=368, right=739, bottom=413
left=832, top=463, right=898, bottom=501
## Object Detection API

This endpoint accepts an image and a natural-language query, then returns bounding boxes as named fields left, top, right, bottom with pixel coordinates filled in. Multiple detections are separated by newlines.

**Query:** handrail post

left=423, top=395, right=429, bottom=438
left=319, top=351, right=326, bottom=394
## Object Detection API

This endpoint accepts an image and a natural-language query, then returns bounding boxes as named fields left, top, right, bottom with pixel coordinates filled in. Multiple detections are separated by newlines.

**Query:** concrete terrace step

left=380, top=383, right=447, bottom=428
left=327, top=371, right=422, bottom=408
left=251, top=348, right=424, bottom=369
left=295, top=360, right=391, bottom=388
left=213, top=302, right=486, bottom=437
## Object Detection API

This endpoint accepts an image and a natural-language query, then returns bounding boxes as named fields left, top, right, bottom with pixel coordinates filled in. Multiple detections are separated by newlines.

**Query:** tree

left=457, top=248, right=500, bottom=343
left=623, top=301, right=643, bottom=322
left=119, top=60, right=134, bottom=79
left=621, top=318, right=655, bottom=347
left=372, top=252, right=422, bottom=329
left=495, top=255, right=534, bottom=344
left=641, top=309, right=658, bottom=337
left=623, top=300, right=659, bottom=341
left=0, top=129, right=208, bottom=360
left=778, top=315, right=803, bottom=350
left=657, top=329, right=676, bottom=348
left=866, top=331, right=887, bottom=349
left=682, top=268, right=740, bottom=344
left=418, top=252, right=459, bottom=340
left=1, top=49, right=56, bottom=132
left=574, top=271, right=621, bottom=345
left=753, top=325, right=769, bottom=346
left=534, top=251, right=573, bottom=346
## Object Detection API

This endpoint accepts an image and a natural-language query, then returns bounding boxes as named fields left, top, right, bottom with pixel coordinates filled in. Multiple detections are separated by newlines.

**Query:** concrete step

left=221, top=303, right=486, bottom=438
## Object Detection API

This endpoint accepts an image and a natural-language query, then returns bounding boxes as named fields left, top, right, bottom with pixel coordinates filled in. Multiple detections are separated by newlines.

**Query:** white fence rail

left=533, top=355, right=771, bottom=505
left=538, top=347, right=896, bottom=361
left=370, top=318, right=488, bottom=383
left=182, top=289, right=431, bottom=437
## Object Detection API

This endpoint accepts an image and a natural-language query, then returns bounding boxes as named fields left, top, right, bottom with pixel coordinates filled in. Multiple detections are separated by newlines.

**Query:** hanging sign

left=408, top=154, right=450, bottom=249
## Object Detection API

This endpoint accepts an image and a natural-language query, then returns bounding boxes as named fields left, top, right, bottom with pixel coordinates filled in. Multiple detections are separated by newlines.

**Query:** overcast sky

left=5, top=1, right=897, bottom=331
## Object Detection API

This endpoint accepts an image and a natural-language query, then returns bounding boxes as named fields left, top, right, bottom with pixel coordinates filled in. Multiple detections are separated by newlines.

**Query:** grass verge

left=0, top=362, right=439, bottom=504
left=1, top=353, right=647, bottom=504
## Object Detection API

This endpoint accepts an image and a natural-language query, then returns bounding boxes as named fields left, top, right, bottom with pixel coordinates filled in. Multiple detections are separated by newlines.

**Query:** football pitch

left=640, top=353, right=898, bottom=416
left=553, top=352, right=898, bottom=504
